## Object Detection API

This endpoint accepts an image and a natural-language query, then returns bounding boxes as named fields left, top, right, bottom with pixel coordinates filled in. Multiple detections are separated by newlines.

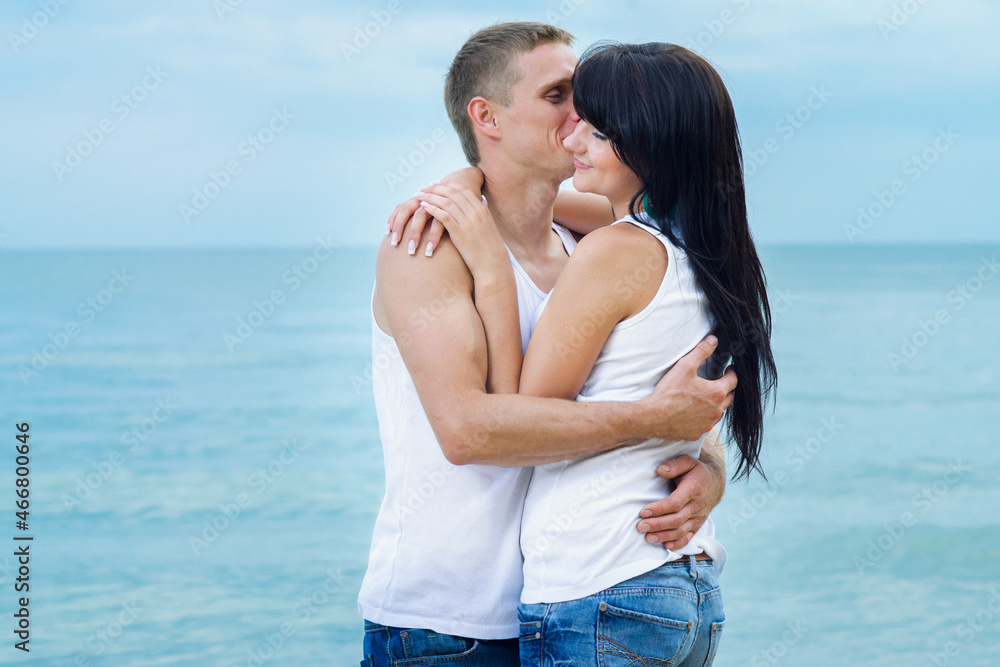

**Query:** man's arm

left=375, top=234, right=734, bottom=467
left=414, top=182, right=522, bottom=394
left=637, top=429, right=727, bottom=549
left=552, top=188, right=615, bottom=236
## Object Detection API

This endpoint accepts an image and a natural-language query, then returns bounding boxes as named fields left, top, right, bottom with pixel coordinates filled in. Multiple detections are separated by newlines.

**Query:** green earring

left=641, top=193, right=657, bottom=219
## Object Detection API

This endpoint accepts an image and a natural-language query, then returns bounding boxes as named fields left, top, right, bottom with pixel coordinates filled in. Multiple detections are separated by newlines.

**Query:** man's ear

left=468, top=96, right=501, bottom=139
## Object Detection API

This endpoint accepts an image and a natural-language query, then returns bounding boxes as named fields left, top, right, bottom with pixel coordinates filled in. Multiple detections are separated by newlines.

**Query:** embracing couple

left=359, top=21, right=776, bottom=667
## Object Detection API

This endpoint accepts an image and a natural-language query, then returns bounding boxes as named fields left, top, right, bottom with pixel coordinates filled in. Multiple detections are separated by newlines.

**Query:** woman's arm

left=520, top=224, right=667, bottom=398
left=552, top=188, right=615, bottom=237
left=415, top=183, right=522, bottom=394
left=388, top=178, right=615, bottom=259
left=471, top=269, right=521, bottom=394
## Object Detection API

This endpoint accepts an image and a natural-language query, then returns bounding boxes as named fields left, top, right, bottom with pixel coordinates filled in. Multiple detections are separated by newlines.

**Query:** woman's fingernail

left=407, top=239, right=416, bottom=255
left=385, top=225, right=391, bottom=236
left=430, top=180, right=441, bottom=185
left=419, top=201, right=430, bottom=209
left=390, top=232, right=399, bottom=247
left=425, top=242, right=434, bottom=257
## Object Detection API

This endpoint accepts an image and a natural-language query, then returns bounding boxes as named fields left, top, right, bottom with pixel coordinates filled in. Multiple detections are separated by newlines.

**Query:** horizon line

left=2, top=240, right=1000, bottom=252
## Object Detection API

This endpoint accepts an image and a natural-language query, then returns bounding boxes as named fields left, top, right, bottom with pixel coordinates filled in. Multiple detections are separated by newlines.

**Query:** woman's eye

left=593, top=131, right=608, bottom=141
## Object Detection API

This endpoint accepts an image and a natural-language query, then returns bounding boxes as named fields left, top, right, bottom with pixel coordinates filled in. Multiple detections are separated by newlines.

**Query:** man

left=359, top=22, right=737, bottom=666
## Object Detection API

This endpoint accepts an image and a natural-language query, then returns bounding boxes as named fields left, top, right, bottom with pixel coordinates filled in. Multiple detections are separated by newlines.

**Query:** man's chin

left=556, top=161, right=575, bottom=182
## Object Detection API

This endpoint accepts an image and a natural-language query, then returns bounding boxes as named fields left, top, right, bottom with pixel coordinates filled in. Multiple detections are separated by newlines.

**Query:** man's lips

left=573, top=158, right=592, bottom=170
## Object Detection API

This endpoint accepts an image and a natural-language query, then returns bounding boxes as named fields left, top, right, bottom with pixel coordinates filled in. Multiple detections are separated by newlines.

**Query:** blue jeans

left=518, top=556, right=725, bottom=667
left=361, top=620, right=519, bottom=666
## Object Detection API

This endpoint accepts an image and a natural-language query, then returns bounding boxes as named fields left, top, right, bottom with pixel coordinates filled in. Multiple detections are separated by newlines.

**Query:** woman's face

left=562, top=111, right=642, bottom=209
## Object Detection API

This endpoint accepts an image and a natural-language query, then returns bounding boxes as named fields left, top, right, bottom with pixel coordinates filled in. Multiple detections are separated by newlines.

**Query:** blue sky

left=1, top=0, right=997, bottom=248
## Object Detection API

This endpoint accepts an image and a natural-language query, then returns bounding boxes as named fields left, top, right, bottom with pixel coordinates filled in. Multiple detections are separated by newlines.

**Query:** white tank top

left=519, top=213, right=727, bottom=605
left=358, top=223, right=577, bottom=639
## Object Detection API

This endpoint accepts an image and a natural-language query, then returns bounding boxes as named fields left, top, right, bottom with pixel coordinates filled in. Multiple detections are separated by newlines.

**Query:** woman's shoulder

left=557, top=219, right=669, bottom=320
left=570, top=218, right=669, bottom=274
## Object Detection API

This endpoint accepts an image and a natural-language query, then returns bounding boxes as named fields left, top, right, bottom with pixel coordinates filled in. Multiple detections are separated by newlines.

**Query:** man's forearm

left=698, top=429, right=727, bottom=507
left=431, top=337, right=729, bottom=467
left=440, top=391, right=654, bottom=466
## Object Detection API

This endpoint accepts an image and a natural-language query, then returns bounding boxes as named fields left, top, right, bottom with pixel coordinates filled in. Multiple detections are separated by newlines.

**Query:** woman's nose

left=563, top=118, right=585, bottom=151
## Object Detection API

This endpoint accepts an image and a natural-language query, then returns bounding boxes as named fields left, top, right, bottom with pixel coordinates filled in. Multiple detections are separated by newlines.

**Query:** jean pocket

left=702, top=619, right=725, bottom=666
left=390, top=628, right=479, bottom=664
left=596, top=602, right=694, bottom=667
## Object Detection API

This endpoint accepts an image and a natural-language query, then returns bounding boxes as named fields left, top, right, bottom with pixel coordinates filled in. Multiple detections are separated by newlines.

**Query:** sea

left=0, top=244, right=997, bottom=666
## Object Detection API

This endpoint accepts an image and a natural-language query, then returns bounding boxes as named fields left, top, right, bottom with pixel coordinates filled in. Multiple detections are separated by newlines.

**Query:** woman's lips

left=573, top=158, right=592, bottom=170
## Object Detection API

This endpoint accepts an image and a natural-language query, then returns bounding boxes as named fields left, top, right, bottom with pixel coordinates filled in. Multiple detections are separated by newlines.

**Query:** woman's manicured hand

left=415, top=183, right=508, bottom=284
left=385, top=190, right=446, bottom=257
left=386, top=168, right=485, bottom=257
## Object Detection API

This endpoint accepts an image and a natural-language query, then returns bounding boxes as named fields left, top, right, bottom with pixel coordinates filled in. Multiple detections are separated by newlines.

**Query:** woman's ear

left=468, top=97, right=501, bottom=139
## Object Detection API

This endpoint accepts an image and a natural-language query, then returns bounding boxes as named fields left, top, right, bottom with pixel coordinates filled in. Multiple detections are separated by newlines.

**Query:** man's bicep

left=553, top=189, right=615, bottom=235
left=377, top=240, right=488, bottom=438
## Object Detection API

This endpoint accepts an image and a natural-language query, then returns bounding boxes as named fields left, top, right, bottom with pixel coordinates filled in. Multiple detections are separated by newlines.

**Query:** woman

left=414, top=42, right=776, bottom=666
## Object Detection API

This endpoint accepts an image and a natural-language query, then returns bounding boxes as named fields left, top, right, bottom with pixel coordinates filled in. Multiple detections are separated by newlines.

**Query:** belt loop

left=688, top=554, right=699, bottom=582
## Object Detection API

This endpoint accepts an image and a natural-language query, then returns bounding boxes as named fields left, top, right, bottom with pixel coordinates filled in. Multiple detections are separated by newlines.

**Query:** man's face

left=494, top=42, right=579, bottom=182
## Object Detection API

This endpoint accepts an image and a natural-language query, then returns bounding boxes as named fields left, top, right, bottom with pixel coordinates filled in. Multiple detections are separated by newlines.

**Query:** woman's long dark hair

left=573, top=42, right=776, bottom=481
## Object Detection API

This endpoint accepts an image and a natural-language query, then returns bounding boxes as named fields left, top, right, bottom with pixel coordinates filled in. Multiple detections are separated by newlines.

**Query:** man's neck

left=479, top=158, right=562, bottom=259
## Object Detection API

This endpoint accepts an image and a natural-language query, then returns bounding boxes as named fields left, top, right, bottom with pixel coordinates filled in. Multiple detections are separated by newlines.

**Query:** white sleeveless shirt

left=519, top=213, right=727, bottom=605
left=358, top=224, right=577, bottom=639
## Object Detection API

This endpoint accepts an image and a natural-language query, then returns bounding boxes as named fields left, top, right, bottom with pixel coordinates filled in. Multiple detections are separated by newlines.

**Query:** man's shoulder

left=376, top=234, right=471, bottom=282
left=375, top=234, right=474, bottom=316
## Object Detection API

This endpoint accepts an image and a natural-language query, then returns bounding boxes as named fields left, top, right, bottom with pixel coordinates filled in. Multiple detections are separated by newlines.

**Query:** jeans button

left=535, top=622, right=541, bottom=628
left=598, top=602, right=608, bottom=611
left=535, top=632, right=541, bottom=639
left=400, top=631, right=408, bottom=639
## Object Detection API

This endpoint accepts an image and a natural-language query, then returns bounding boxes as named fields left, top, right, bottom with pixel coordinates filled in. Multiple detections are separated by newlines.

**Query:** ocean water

left=0, top=244, right=997, bottom=666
